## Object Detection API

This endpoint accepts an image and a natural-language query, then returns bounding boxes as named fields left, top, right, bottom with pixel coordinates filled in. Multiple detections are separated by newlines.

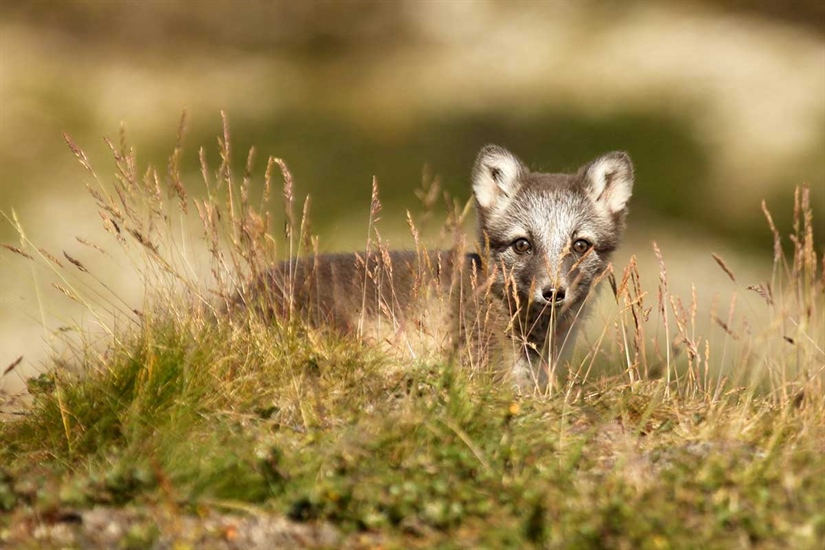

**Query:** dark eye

left=512, top=238, right=532, bottom=254
left=572, top=239, right=592, bottom=254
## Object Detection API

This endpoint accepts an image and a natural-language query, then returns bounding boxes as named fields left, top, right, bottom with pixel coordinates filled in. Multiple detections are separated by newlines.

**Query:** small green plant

left=1, top=114, right=822, bottom=548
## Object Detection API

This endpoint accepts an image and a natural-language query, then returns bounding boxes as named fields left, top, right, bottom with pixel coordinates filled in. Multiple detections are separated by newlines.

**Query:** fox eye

left=572, top=239, right=592, bottom=254
left=512, top=238, right=532, bottom=254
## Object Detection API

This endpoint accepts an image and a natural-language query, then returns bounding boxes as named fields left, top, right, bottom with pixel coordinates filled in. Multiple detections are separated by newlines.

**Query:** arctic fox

left=249, top=145, right=633, bottom=390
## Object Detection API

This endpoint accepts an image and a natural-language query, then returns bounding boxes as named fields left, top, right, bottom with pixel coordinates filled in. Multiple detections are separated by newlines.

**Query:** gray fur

left=247, top=145, right=633, bottom=391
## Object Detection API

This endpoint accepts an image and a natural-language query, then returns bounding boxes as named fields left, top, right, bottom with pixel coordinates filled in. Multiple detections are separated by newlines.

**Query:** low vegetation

left=1, top=115, right=823, bottom=548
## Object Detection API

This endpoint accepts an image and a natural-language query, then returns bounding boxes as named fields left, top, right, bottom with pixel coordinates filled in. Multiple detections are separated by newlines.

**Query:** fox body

left=251, top=145, right=633, bottom=390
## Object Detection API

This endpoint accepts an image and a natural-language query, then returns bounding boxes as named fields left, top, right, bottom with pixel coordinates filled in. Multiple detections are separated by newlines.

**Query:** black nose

left=542, top=287, right=565, bottom=303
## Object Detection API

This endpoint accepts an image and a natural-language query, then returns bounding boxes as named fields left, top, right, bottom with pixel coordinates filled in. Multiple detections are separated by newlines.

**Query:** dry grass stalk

left=167, top=111, right=189, bottom=214
left=276, top=156, right=296, bottom=319
left=711, top=253, right=736, bottom=283
left=62, top=252, right=87, bottom=273
left=3, top=356, right=23, bottom=376
left=1, top=243, right=33, bottom=260
left=652, top=242, right=673, bottom=392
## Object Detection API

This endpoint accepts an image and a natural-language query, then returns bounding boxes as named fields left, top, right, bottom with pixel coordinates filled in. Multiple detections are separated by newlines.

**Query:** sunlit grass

left=1, top=115, right=823, bottom=548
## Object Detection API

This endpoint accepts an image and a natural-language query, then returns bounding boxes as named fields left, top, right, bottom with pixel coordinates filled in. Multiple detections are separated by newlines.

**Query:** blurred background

left=1, top=0, right=823, bottom=393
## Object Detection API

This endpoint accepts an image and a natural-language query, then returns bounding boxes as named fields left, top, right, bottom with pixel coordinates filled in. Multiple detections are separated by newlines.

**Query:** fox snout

left=515, top=252, right=580, bottom=310
left=531, top=256, right=588, bottom=310
left=531, top=252, right=579, bottom=308
left=533, top=274, right=571, bottom=308
left=540, top=286, right=566, bottom=304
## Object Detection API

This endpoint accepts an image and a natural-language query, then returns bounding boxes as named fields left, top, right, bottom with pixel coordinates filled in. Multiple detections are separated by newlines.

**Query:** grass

left=1, top=113, right=823, bottom=548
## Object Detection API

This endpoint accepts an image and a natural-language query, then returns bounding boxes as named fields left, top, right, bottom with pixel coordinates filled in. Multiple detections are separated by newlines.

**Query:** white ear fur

left=584, top=152, right=634, bottom=215
left=472, top=145, right=525, bottom=210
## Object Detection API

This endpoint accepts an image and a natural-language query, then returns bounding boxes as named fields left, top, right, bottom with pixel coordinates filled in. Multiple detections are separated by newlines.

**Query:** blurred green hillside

left=1, top=1, right=822, bottom=245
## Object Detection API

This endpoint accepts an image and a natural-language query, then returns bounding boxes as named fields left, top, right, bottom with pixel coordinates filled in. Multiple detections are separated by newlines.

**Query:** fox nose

left=542, top=287, right=566, bottom=304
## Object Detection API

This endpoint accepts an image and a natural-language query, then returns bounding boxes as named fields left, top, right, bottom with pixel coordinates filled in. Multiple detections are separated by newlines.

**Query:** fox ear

left=583, top=152, right=634, bottom=216
left=472, top=145, right=526, bottom=210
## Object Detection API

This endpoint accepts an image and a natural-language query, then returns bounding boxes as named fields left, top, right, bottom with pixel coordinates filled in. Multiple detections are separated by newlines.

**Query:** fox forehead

left=488, top=176, right=600, bottom=242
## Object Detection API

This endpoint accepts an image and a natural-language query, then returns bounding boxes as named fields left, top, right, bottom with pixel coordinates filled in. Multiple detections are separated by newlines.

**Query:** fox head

left=472, top=144, right=633, bottom=329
